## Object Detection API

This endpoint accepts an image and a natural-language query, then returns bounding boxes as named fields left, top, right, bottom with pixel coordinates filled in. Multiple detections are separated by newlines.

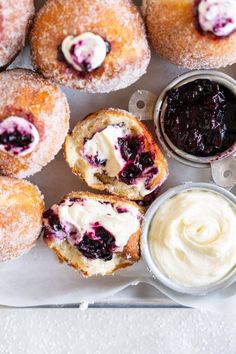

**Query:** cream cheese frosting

left=58, top=198, right=141, bottom=251
left=0, top=116, right=39, bottom=156
left=198, top=0, right=236, bottom=37
left=61, top=32, right=108, bottom=72
left=149, top=190, right=236, bottom=287
left=83, top=125, right=127, bottom=177
left=83, top=124, right=158, bottom=197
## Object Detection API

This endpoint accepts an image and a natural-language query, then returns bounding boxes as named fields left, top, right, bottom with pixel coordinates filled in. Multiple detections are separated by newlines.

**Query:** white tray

left=1, top=0, right=235, bottom=308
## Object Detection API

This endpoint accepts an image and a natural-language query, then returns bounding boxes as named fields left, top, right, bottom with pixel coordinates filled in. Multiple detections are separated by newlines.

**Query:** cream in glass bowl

left=142, top=183, right=236, bottom=295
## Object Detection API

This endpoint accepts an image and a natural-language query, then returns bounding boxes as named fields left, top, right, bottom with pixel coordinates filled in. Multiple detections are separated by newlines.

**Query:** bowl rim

left=154, top=70, right=236, bottom=169
left=141, top=182, right=236, bottom=296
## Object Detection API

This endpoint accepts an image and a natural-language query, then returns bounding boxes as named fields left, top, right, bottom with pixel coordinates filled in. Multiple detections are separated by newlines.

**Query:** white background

left=0, top=309, right=236, bottom=354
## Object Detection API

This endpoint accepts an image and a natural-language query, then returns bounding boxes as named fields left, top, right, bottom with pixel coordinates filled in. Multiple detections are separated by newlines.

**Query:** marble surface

left=0, top=309, right=235, bottom=354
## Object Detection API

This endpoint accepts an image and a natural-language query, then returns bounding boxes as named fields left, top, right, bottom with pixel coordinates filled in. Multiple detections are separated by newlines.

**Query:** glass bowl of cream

left=142, top=183, right=236, bottom=295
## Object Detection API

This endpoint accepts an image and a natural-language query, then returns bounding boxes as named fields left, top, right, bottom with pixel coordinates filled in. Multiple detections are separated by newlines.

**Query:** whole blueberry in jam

left=118, top=136, right=141, bottom=161
left=77, top=225, right=116, bottom=261
left=0, top=130, right=33, bottom=149
left=164, top=79, right=236, bottom=157
left=119, top=164, right=141, bottom=185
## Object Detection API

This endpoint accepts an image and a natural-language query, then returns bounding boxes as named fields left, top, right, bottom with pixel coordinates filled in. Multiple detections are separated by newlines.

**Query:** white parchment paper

left=1, top=1, right=236, bottom=311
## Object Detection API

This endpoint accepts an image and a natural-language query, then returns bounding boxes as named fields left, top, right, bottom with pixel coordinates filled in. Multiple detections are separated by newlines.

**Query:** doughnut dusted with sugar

left=142, top=0, right=236, bottom=69
left=0, top=0, right=35, bottom=68
left=0, top=69, right=70, bottom=178
left=31, top=0, right=151, bottom=93
left=0, top=176, right=44, bottom=262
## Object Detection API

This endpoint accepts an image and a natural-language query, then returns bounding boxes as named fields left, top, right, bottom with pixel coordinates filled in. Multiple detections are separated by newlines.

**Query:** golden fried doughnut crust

left=31, top=0, right=150, bottom=93
left=0, top=176, right=44, bottom=261
left=143, top=0, right=236, bottom=69
left=0, top=69, right=70, bottom=178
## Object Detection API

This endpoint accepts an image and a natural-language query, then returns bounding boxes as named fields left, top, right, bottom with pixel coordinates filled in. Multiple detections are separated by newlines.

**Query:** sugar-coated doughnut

left=31, top=0, right=151, bottom=93
left=43, top=192, right=143, bottom=276
left=0, top=0, right=34, bottom=68
left=0, top=69, right=70, bottom=178
left=0, top=176, right=44, bottom=262
left=143, top=0, right=236, bottom=69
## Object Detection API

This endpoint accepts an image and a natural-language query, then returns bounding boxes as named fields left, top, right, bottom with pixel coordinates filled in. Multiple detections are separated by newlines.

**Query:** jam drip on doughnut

left=164, top=79, right=236, bottom=157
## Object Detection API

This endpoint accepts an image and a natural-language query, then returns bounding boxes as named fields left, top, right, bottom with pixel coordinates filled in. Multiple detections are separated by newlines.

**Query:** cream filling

left=58, top=198, right=141, bottom=251
left=83, top=125, right=127, bottom=177
left=149, top=190, right=236, bottom=287
left=83, top=125, right=158, bottom=197
left=61, top=32, right=107, bottom=72
left=0, top=116, right=39, bottom=156
left=198, top=0, right=236, bottom=36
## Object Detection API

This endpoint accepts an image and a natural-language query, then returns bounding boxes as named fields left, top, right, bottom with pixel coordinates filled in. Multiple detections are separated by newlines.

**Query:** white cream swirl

left=198, top=0, right=236, bottom=37
left=61, top=32, right=108, bottom=72
left=149, top=190, right=236, bottom=287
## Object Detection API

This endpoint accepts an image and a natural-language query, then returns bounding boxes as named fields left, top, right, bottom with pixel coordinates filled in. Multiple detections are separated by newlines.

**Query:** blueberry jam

left=77, top=225, right=116, bottom=261
left=43, top=209, right=62, bottom=232
left=164, top=79, right=236, bottom=157
left=118, top=136, right=142, bottom=161
left=116, top=135, right=156, bottom=184
left=0, top=129, right=33, bottom=153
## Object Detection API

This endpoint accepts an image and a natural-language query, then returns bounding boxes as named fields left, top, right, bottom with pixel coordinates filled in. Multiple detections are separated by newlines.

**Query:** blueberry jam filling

left=118, top=136, right=141, bottom=161
left=0, top=129, right=33, bottom=151
left=164, top=79, right=236, bottom=157
left=43, top=209, right=62, bottom=232
left=138, top=152, right=154, bottom=170
left=77, top=226, right=116, bottom=261
left=119, top=149, right=155, bottom=185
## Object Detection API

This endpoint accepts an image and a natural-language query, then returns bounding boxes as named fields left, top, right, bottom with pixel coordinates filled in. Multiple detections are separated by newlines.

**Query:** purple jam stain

left=116, top=207, right=128, bottom=214
left=43, top=209, right=62, bottom=232
left=57, top=37, right=111, bottom=75
left=136, top=187, right=161, bottom=207
left=105, top=40, right=111, bottom=54
left=0, top=128, right=34, bottom=154
left=164, top=79, right=236, bottom=157
left=84, top=152, right=107, bottom=167
left=77, top=225, right=116, bottom=261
